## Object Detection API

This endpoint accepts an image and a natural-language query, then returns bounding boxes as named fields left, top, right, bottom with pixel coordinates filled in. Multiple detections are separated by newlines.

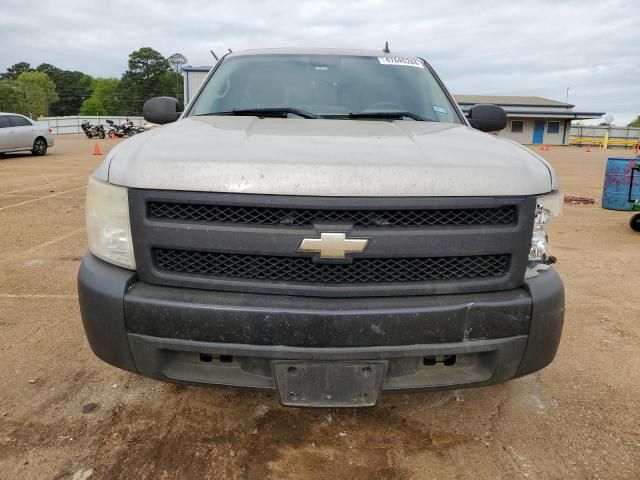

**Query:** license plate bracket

left=273, top=361, right=387, bottom=407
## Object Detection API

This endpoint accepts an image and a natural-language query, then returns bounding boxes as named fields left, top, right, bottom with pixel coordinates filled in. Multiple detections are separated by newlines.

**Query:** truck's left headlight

left=85, top=177, right=136, bottom=270
left=529, top=190, right=563, bottom=263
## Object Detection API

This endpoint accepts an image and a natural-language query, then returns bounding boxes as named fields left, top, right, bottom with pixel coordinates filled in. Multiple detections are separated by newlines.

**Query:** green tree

left=79, top=78, right=119, bottom=115
left=0, top=80, right=20, bottom=112
left=36, top=63, right=94, bottom=115
left=126, top=47, right=170, bottom=81
left=0, top=62, right=32, bottom=80
left=599, top=114, right=616, bottom=127
left=628, top=116, right=640, bottom=128
left=158, top=70, right=184, bottom=104
left=116, top=47, right=172, bottom=115
left=15, top=71, right=59, bottom=117
left=78, top=74, right=95, bottom=93
left=167, top=53, right=188, bottom=100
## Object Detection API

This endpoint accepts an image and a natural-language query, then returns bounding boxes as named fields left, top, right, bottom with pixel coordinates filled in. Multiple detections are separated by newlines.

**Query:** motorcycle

left=106, top=119, right=143, bottom=138
left=81, top=121, right=106, bottom=139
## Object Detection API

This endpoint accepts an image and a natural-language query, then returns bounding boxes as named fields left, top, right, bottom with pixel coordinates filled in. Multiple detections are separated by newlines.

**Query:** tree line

left=0, top=48, right=187, bottom=118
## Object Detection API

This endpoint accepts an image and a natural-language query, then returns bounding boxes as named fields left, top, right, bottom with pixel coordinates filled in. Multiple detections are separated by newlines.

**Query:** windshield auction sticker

left=378, top=56, right=424, bottom=68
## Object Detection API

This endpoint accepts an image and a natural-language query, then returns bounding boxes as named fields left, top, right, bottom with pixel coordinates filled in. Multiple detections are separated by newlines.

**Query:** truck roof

left=227, top=47, right=417, bottom=58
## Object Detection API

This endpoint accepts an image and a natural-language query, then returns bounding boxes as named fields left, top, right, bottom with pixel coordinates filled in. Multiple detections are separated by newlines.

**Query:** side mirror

left=143, top=97, right=181, bottom=125
left=467, top=104, right=507, bottom=132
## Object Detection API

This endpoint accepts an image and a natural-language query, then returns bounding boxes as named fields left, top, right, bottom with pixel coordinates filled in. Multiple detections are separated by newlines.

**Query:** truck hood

left=103, top=116, right=556, bottom=197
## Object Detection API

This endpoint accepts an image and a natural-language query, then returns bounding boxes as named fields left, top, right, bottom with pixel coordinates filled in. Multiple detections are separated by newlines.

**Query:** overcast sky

left=1, top=0, right=638, bottom=124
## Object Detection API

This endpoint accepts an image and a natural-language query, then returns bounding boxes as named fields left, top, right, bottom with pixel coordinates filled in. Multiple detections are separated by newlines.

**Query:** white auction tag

left=378, top=56, right=424, bottom=68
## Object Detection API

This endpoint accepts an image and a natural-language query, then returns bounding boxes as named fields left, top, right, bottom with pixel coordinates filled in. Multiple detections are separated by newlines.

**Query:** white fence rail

left=570, top=125, right=640, bottom=140
left=37, top=116, right=146, bottom=135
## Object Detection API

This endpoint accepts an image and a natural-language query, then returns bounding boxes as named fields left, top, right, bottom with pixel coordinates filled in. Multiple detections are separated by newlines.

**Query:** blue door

left=533, top=120, right=545, bottom=144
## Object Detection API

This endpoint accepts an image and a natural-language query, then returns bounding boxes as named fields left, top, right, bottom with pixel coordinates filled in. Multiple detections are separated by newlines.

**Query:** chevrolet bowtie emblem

left=297, top=232, right=369, bottom=259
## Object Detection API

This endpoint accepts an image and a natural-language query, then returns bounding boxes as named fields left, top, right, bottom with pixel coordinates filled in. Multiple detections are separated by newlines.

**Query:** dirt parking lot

left=0, top=135, right=638, bottom=479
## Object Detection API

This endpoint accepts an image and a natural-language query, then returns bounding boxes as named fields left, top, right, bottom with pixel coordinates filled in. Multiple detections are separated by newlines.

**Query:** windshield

left=188, top=54, right=462, bottom=123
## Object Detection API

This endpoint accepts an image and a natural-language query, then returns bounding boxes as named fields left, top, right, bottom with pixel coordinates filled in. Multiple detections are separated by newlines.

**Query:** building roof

left=181, top=65, right=212, bottom=72
left=454, top=95, right=573, bottom=108
left=454, top=95, right=604, bottom=120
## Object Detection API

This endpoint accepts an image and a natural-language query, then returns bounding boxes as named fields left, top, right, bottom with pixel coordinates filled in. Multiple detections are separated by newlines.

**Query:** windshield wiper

left=198, top=109, right=428, bottom=121
left=345, top=111, right=430, bottom=122
left=199, top=108, right=318, bottom=119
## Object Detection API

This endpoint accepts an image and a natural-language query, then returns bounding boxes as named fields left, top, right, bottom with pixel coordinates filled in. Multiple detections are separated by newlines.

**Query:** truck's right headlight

left=85, top=177, right=136, bottom=270
left=529, top=190, right=563, bottom=263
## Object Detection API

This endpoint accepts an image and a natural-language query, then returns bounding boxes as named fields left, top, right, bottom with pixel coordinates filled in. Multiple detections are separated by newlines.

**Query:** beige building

left=455, top=95, right=604, bottom=145
left=182, top=66, right=211, bottom=106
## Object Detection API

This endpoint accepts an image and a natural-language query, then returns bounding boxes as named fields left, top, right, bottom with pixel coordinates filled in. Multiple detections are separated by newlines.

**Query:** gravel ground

left=0, top=135, right=638, bottom=479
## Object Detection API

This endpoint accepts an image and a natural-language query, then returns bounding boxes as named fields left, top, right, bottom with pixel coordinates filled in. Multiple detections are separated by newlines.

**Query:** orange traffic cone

left=585, top=145, right=591, bottom=153
left=92, top=143, right=102, bottom=156
left=109, top=130, right=116, bottom=139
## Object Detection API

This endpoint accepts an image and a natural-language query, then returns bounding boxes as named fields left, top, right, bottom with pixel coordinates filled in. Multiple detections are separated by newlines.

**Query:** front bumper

left=78, top=253, right=564, bottom=402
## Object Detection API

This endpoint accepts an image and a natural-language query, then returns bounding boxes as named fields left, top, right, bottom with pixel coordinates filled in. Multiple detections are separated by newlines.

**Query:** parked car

left=0, top=113, right=54, bottom=156
left=78, top=48, right=564, bottom=408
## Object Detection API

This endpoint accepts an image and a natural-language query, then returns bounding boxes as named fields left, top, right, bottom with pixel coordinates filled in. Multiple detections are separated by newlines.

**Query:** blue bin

left=602, top=157, right=640, bottom=211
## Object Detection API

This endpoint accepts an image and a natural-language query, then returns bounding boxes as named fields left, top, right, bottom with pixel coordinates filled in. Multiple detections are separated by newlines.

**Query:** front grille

left=131, top=190, right=535, bottom=297
left=154, top=248, right=510, bottom=284
left=148, top=202, right=516, bottom=227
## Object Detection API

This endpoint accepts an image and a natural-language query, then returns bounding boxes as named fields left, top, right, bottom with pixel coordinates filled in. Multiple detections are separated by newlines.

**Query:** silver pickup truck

left=78, top=48, right=564, bottom=407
